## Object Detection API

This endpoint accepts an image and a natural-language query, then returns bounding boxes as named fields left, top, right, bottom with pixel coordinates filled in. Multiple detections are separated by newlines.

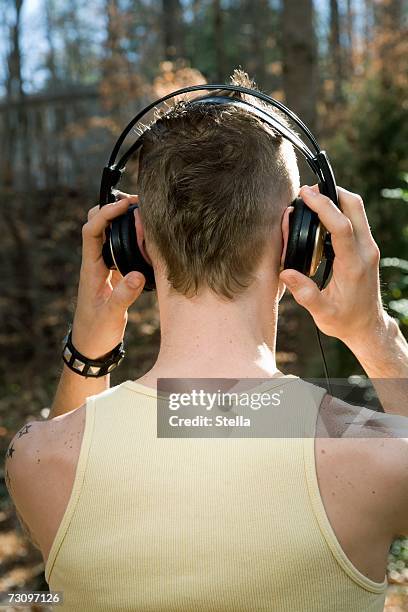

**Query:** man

left=5, top=73, right=408, bottom=611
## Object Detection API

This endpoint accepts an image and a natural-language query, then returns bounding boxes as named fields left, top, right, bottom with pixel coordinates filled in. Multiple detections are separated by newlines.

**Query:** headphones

left=99, top=84, right=338, bottom=292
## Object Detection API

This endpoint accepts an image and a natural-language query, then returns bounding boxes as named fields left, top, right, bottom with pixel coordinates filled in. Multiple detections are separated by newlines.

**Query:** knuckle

left=87, top=205, right=99, bottom=221
left=353, top=193, right=364, bottom=208
left=315, top=192, right=332, bottom=207
left=321, top=195, right=333, bottom=208
left=349, top=263, right=365, bottom=279
left=297, top=288, right=316, bottom=308
left=338, top=217, right=353, bottom=237
left=82, top=222, right=90, bottom=237
left=339, top=188, right=365, bottom=208
left=366, top=243, right=381, bottom=264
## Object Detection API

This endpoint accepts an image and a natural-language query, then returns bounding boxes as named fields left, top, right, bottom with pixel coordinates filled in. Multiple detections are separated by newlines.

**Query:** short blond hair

left=137, top=70, right=299, bottom=299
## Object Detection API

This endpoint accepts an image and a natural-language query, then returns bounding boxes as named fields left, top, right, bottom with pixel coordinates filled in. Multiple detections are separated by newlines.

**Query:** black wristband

left=62, top=329, right=125, bottom=378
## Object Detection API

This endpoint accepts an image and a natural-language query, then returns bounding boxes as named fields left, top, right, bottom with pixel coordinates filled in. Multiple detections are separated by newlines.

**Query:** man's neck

left=136, top=280, right=281, bottom=384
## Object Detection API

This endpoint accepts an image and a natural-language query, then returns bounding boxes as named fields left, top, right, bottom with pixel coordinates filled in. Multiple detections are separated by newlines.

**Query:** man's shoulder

left=316, top=394, right=408, bottom=537
left=317, top=393, right=408, bottom=438
left=5, top=405, right=87, bottom=549
left=5, top=404, right=86, bottom=471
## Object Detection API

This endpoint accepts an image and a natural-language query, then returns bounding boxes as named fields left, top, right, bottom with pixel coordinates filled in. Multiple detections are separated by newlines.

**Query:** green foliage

left=388, top=537, right=408, bottom=583
left=380, top=175, right=408, bottom=328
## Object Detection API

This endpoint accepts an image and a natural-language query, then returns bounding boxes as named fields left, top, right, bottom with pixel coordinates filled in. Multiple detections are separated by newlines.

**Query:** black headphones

left=99, top=84, right=337, bottom=291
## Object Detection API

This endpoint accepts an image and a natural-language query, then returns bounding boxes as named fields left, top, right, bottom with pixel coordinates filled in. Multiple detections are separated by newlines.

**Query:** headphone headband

left=100, top=83, right=337, bottom=211
left=108, top=83, right=320, bottom=168
left=115, top=95, right=319, bottom=174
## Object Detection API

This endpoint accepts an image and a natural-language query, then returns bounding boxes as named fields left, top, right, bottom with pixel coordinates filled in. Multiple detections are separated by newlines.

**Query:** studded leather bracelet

left=62, top=328, right=125, bottom=377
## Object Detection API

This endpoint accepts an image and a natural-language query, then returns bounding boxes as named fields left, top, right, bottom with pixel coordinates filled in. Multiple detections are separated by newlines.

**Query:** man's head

left=136, top=71, right=300, bottom=299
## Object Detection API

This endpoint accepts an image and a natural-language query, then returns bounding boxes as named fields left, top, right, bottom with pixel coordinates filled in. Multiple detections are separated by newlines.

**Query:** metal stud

left=64, top=347, right=72, bottom=361
left=88, top=366, right=100, bottom=375
left=73, top=359, right=85, bottom=372
left=107, top=363, right=116, bottom=372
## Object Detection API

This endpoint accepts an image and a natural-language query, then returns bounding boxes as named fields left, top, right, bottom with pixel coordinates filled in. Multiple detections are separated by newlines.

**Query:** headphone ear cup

left=283, top=197, right=320, bottom=276
left=109, top=205, right=156, bottom=291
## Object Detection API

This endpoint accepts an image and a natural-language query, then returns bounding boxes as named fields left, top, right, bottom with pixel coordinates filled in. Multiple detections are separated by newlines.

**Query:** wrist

left=62, top=328, right=125, bottom=378
left=71, top=321, right=124, bottom=360
left=344, top=312, right=402, bottom=373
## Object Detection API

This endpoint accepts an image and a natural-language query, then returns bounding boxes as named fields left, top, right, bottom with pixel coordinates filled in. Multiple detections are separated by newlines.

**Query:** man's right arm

left=280, top=185, right=408, bottom=541
left=345, top=313, right=408, bottom=415
left=280, top=185, right=408, bottom=417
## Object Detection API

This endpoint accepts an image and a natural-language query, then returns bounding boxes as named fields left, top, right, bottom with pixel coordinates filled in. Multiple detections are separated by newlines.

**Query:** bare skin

left=5, top=186, right=408, bottom=587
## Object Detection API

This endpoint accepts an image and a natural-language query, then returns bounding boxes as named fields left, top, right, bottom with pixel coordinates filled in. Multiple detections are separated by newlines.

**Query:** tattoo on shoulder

left=17, top=423, right=32, bottom=438
left=5, top=422, right=35, bottom=462
left=3, top=422, right=42, bottom=549
left=6, top=443, right=16, bottom=459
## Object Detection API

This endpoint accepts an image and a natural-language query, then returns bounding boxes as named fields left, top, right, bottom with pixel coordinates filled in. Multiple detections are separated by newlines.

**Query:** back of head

left=137, top=70, right=300, bottom=299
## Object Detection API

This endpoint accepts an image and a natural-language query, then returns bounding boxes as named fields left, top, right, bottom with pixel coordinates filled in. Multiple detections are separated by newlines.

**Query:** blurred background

left=0, top=0, right=407, bottom=608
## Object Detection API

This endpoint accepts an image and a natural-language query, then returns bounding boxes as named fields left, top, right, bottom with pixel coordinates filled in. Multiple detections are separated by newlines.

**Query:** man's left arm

left=50, top=195, right=145, bottom=418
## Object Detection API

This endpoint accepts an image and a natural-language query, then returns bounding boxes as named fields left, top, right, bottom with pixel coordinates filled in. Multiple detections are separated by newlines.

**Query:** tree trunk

left=6, top=0, right=24, bottom=98
left=162, top=0, right=185, bottom=62
left=105, top=0, right=121, bottom=70
left=3, top=0, right=28, bottom=188
left=363, top=0, right=374, bottom=65
left=329, top=0, right=343, bottom=104
left=45, top=0, right=59, bottom=86
left=189, top=0, right=201, bottom=68
left=213, top=0, right=225, bottom=81
left=250, top=0, right=269, bottom=88
left=281, top=0, right=318, bottom=133
left=345, top=0, right=354, bottom=77
left=374, top=0, right=405, bottom=89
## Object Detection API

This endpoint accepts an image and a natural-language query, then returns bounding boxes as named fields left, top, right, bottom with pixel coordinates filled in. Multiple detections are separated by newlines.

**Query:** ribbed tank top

left=45, top=377, right=387, bottom=611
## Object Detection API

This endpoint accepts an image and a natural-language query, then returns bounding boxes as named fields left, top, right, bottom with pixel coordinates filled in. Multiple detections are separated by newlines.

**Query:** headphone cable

left=315, top=325, right=332, bottom=395
left=316, top=259, right=333, bottom=395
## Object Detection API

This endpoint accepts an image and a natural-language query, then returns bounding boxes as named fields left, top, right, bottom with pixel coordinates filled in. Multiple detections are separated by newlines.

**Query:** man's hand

left=280, top=185, right=389, bottom=349
left=280, top=185, right=408, bottom=416
left=50, top=194, right=146, bottom=417
left=72, top=195, right=145, bottom=358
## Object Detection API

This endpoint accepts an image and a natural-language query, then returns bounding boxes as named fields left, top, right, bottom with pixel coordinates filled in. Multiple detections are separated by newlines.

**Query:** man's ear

left=133, top=207, right=152, bottom=265
left=278, top=206, right=294, bottom=301
left=280, top=205, right=294, bottom=269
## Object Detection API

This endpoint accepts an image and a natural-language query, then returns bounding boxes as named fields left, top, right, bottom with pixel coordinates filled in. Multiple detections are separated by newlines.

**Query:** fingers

left=82, top=196, right=138, bottom=264
left=279, top=269, right=330, bottom=318
left=336, top=187, right=378, bottom=250
left=111, top=270, right=123, bottom=288
left=113, top=189, right=133, bottom=200
left=87, top=205, right=99, bottom=221
left=299, top=186, right=359, bottom=264
left=108, top=271, right=145, bottom=311
left=86, top=191, right=138, bottom=222
left=86, top=192, right=134, bottom=222
left=300, top=185, right=380, bottom=266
